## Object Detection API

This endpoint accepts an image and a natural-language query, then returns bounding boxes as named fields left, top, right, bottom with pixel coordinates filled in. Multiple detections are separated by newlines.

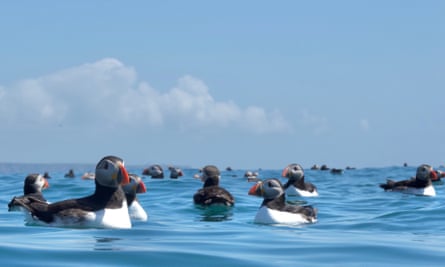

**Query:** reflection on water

left=195, top=205, right=234, bottom=222
left=94, top=237, right=122, bottom=251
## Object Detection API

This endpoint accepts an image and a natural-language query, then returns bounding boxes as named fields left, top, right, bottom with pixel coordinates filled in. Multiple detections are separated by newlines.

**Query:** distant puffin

left=123, top=174, right=148, bottom=221
left=330, top=168, right=344, bottom=174
left=320, top=165, right=329, bottom=171
left=244, top=171, right=260, bottom=182
left=193, top=165, right=235, bottom=206
left=8, top=174, right=50, bottom=211
left=282, top=163, right=319, bottom=197
left=379, top=164, right=437, bottom=196
left=9, top=155, right=132, bottom=229
left=64, top=169, right=75, bottom=178
left=142, top=164, right=164, bottom=179
left=248, top=178, right=317, bottom=225
left=81, top=172, right=95, bottom=180
left=168, top=166, right=184, bottom=179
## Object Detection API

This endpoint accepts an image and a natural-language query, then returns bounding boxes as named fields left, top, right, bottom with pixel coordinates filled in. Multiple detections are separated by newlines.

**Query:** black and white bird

left=123, top=174, right=148, bottom=221
left=282, top=163, right=318, bottom=197
left=8, top=174, right=50, bottom=211
left=168, top=166, right=183, bottom=179
left=244, top=171, right=260, bottom=182
left=193, top=165, right=235, bottom=206
left=248, top=178, right=317, bottom=225
left=9, top=155, right=132, bottom=229
left=380, top=164, right=437, bottom=196
left=142, top=164, right=164, bottom=179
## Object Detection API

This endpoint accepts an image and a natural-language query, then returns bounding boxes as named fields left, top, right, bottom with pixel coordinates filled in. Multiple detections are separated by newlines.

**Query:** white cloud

left=0, top=58, right=291, bottom=134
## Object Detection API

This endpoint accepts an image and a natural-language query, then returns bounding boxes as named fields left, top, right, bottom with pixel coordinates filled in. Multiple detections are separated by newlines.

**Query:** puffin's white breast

left=285, top=186, right=319, bottom=197
left=128, top=201, right=148, bottom=221
left=394, top=185, right=436, bottom=197
left=254, top=206, right=316, bottom=225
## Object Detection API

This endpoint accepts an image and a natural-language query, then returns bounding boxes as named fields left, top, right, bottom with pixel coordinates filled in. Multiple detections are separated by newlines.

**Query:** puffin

left=330, top=168, right=344, bottom=174
left=8, top=174, right=50, bottom=211
left=64, top=169, right=75, bottom=178
left=248, top=178, right=317, bottom=225
left=81, top=172, right=95, bottom=180
left=142, top=164, right=164, bottom=179
left=168, top=166, right=184, bottom=179
left=380, top=164, right=437, bottom=196
left=282, top=163, right=319, bottom=197
left=193, top=165, right=235, bottom=206
left=9, top=155, right=132, bottom=229
left=244, top=171, right=260, bottom=182
left=123, top=174, right=148, bottom=221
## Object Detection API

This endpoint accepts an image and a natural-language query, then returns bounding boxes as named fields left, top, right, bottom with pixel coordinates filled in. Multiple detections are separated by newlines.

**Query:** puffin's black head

left=248, top=178, right=284, bottom=200
left=168, top=166, right=183, bottom=178
left=416, top=164, right=437, bottom=182
left=24, top=173, right=49, bottom=195
left=282, top=163, right=304, bottom=180
left=199, top=165, right=221, bottom=187
left=95, top=155, right=130, bottom=188
left=122, top=174, right=147, bottom=195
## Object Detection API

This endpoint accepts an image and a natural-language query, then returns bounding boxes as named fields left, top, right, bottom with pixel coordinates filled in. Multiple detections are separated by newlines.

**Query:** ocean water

left=1, top=163, right=445, bottom=266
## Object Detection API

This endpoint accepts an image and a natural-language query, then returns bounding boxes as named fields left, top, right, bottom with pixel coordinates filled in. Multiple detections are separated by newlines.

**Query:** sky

left=0, top=1, right=444, bottom=169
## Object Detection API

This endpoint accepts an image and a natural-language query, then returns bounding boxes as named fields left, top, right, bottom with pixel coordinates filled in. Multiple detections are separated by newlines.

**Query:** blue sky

left=0, top=1, right=444, bottom=169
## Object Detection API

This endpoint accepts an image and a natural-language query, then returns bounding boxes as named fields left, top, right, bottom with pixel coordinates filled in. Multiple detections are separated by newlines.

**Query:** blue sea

left=1, top=163, right=445, bottom=266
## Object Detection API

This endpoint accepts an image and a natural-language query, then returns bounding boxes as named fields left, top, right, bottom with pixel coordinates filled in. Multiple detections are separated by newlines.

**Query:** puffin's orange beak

left=120, top=165, right=130, bottom=185
left=43, top=178, right=49, bottom=189
left=431, top=170, right=438, bottom=181
left=281, top=167, right=289, bottom=178
left=248, top=182, right=263, bottom=196
left=137, top=180, right=147, bottom=193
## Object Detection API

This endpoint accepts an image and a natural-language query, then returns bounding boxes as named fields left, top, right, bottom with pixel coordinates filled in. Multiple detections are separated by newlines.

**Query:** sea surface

left=1, top=163, right=445, bottom=266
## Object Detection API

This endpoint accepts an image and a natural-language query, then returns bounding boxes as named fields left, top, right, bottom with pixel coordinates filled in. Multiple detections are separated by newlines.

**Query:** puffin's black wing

left=303, top=182, right=317, bottom=193
left=8, top=196, right=54, bottom=222
left=8, top=193, right=47, bottom=211
left=283, top=204, right=318, bottom=218
left=379, top=179, right=411, bottom=190
left=193, top=186, right=235, bottom=206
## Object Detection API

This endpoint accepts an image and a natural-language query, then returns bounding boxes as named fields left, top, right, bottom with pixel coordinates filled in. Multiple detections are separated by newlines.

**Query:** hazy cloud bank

left=0, top=58, right=291, bottom=134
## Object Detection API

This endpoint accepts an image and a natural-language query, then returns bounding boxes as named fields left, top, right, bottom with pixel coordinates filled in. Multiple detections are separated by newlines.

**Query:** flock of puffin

left=7, top=155, right=445, bottom=229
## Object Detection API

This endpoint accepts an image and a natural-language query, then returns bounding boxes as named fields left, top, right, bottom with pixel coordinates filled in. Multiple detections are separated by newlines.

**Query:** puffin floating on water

left=142, top=164, right=164, bottom=179
left=244, top=171, right=260, bottom=182
left=123, top=174, right=148, bottom=221
left=9, top=155, right=132, bottom=229
left=248, top=178, right=317, bottom=225
left=379, top=164, right=437, bottom=197
left=282, top=163, right=319, bottom=197
left=8, top=174, right=50, bottom=211
left=168, top=166, right=184, bottom=179
left=193, top=165, right=235, bottom=207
